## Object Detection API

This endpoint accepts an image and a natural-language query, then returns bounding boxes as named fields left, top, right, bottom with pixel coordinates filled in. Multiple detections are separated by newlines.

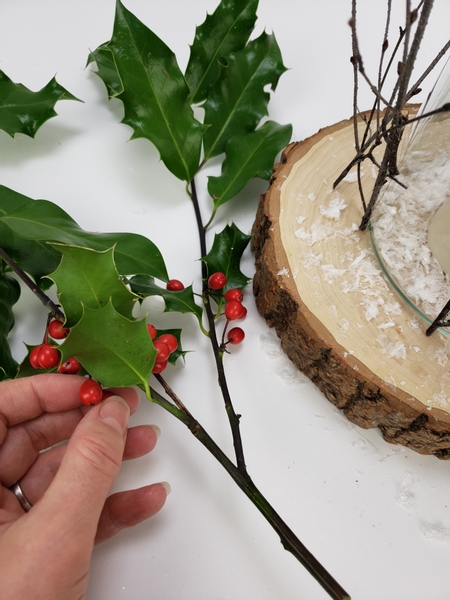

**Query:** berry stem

left=189, top=177, right=247, bottom=473
left=149, top=385, right=350, bottom=600
left=0, top=247, right=65, bottom=321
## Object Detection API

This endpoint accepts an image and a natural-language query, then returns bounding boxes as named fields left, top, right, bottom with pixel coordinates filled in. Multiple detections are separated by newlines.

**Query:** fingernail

left=159, top=481, right=171, bottom=495
left=99, top=396, right=130, bottom=436
left=131, top=385, right=144, bottom=404
left=150, top=424, right=161, bottom=439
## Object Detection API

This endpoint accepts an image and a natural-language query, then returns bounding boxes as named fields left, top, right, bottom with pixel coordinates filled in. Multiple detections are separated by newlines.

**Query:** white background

left=1, top=1, right=450, bottom=599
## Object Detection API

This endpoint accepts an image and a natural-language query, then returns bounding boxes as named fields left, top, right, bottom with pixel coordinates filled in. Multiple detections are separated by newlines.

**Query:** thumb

left=37, top=395, right=130, bottom=542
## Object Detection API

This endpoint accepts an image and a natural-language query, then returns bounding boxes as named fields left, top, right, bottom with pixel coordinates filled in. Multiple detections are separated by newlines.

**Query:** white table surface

left=2, top=1, right=450, bottom=599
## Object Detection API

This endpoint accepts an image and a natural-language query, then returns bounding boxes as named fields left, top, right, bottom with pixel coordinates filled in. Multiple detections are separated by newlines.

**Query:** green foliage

left=202, top=32, right=287, bottom=160
left=61, top=302, right=154, bottom=393
left=90, top=0, right=206, bottom=182
left=208, top=120, right=292, bottom=211
left=0, top=71, right=79, bottom=138
left=0, top=186, right=61, bottom=289
left=88, top=0, right=291, bottom=222
left=0, top=274, right=20, bottom=380
left=47, top=245, right=137, bottom=327
left=185, top=0, right=259, bottom=104
left=202, top=223, right=251, bottom=290
left=0, top=195, right=168, bottom=282
left=129, top=276, right=203, bottom=325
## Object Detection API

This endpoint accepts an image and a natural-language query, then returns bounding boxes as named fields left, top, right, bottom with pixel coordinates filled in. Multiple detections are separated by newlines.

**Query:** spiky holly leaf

left=1, top=197, right=168, bottom=282
left=0, top=71, right=80, bottom=138
left=203, top=31, right=287, bottom=160
left=130, top=276, right=203, bottom=325
left=208, top=120, right=292, bottom=211
left=61, top=301, right=155, bottom=394
left=90, top=0, right=206, bottom=182
left=87, top=43, right=123, bottom=97
left=202, top=222, right=251, bottom=290
left=0, top=186, right=61, bottom=289
left=0, top=274, right=20, bottom=380
left=47, top=245, right=137, bottom=327
left=185, top=0, right=258, bottom=104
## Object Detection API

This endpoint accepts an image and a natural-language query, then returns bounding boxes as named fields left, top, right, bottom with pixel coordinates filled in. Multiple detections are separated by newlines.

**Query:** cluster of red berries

left=29, top=319, right=82, bottom=374
left=147, top=324, right=178, bottom=374
left=208, top=272, right=246, bottom=346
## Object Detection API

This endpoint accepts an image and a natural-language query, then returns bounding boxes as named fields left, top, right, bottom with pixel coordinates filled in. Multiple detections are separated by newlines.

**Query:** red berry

left=152, top=359, right=168, bottom=374
left=154, top=340, right=170, bottom=363
left=29, top=345, right=43, bottom=369
left=59, top=357, right=82, bottom=374
left=227, top=327, right=245, bottom=345
left=147, top=324, right=157, bottom=340
left=102, top=390, right=114, bottom=400
left=79, top=379, right=103, bottom=406
left=224, top=288, right=243, bottom=303
left=156, top=333, right=178, bottom=354
left=36, top=344, right=60, bottom=369
left=208, top=272, right=227, bottom=290
left=48, top=319, right=70, bottom=340
left=166, top=279, right=185, bottom=291
left=224, top=300, right=246, bottom=321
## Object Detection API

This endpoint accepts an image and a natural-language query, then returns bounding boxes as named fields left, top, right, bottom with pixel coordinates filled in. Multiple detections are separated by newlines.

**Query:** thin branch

left=149, top=386, right=351, bottom=600
left=189, top=178, right=247, bottom=473
left=0, top=247, right=65, bottom=320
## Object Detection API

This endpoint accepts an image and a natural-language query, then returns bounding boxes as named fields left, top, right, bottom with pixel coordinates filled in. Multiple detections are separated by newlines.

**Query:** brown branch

left=0, top=247, right=64, bottom=320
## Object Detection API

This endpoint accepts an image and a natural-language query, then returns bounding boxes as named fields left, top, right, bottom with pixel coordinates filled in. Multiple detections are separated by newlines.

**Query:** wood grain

left=252, top=113, right=450, bottom=458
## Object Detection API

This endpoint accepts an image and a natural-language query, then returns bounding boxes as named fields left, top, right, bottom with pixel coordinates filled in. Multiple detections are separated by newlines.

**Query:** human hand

left=0, top=373, right=169, bottom=600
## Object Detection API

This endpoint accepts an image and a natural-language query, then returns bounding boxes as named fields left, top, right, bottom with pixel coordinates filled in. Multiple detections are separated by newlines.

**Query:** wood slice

left=252, top=112, right=450, bottom=459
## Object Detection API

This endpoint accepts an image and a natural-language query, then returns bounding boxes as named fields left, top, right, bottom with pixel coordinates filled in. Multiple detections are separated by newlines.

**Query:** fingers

left=32, top=396, right=134, bottom=545
left=0, top=380, right=141, bottom=486
left=0, top=374, right=141, bottom=431
left=95, top=483, right=169, bottom=544
left=13, top=424, right=160, bottom=504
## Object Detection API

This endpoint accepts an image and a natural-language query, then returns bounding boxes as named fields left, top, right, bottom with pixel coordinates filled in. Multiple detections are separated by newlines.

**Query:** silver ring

left=9, top=482, right=33, bottom=512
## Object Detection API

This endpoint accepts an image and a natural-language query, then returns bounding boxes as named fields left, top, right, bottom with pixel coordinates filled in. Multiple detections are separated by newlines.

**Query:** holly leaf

left=90, top=0, right=206, bottom=182
left=47, top=245, right=137, bottom=327
left=129, top=276, right=203, bottom=325
left=1, top=197, right=169, bottom=282
left=202, top=31, right=287, bottom=160
left=208, top=120, right=292, bottom=210
left=185, top=0, right=258, bottom=104
left=87, top=43, right=123, bottom=97
left=0, top=71, right=80, bottom=138
left=60, top=302, right=155, bottom=393
left=0, top=274, right=20, bottom=380
left=0, top=186, right=60, bottom=288
left=202, top=223, right=251, bottom=290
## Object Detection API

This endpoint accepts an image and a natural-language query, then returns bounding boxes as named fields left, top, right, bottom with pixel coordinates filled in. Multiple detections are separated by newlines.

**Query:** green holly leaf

left=202, top=223, right=251, bottom=290
left=208, top=120, right=292, bottom=211
left=60, top=301, right=155, bottom=393
left=1, top=196, right=169, bottom=282
left=203, top=31, right=287, bottom=160
left=129, top=276, right=203, bottom=325
left=47, top=245, right=137, bottom=327
left=0, top=71, right=80, bottom=138
left=185, top=0, right=258, bottom=104
left=87, top=43, right=123, bottom=97
left=90, top=0, right=206, bottom=182
left=0, top=274, right=20, bottom=380
left=0, top=186, right=60, bottom=289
